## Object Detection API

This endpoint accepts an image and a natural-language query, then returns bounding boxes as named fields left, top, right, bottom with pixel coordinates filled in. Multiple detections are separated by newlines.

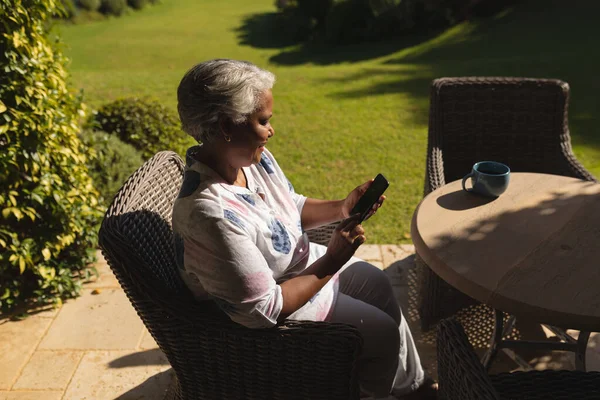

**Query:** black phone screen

left=350, top=174, right=389, bottom=222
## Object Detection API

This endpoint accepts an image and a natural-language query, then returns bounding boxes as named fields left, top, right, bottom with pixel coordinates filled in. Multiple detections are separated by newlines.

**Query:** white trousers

left=327, top=261, right=425, bottom=398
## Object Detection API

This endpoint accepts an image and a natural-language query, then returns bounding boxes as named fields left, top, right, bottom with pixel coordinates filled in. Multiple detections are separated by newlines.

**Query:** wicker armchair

left=418, top=77, right=597, bottom=331
left=98, top=151, right=362, bottom=400
left=437, top=318, right=600, bottom=400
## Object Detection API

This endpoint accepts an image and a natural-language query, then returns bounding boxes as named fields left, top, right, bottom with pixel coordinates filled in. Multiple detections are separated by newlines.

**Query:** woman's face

left=224, top=89, right=274, bottom=167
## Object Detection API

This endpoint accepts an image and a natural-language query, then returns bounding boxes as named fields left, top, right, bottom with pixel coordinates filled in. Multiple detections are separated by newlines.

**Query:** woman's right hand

left=324, top=214, right=366, bottom=271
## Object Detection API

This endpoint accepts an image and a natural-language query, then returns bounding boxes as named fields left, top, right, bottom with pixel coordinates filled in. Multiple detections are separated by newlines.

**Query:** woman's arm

left=278, top=252, right=338, bottom=319
left=300, top=180, right=386, bottom=230
left=300, top=198, right=345, bottom=230
left=278, top=215, right=364, bottom=320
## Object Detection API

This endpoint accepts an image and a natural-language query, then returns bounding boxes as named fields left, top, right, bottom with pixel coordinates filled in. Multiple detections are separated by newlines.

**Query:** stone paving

left=1, top=246, right=599, bottom=399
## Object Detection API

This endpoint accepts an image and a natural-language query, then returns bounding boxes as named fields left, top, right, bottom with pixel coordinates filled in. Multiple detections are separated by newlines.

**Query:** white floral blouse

left=172, top=146, right=352, bottom=328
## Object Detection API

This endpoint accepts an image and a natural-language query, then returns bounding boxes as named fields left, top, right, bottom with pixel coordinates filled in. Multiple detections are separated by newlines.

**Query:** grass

left=57, top=0, right=600, bottom=243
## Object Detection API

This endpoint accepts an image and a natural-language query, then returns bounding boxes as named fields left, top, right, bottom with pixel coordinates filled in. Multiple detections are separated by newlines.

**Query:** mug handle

left=462, top=172, right=474, bottom=192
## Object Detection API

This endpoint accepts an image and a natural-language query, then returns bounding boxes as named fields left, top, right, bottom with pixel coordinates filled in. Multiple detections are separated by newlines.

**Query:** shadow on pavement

left=113, top=368, right=174, bottom=400
left=109, top=348, right=170, bottom=368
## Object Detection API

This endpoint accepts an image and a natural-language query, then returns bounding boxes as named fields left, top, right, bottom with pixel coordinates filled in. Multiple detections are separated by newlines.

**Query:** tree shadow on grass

left=269, top=30, right=444, bottom=66
left=235, top=10, right=445, bottom=65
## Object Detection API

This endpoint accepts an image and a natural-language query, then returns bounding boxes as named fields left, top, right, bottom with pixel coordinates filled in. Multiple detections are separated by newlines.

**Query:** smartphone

left=350, top=173, right=389, bottom=222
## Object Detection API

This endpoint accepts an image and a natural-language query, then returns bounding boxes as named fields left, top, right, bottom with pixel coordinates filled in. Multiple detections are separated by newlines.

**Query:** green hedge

left=80, top=130, right=144, bottom=206
left=93, top=97, right=194, bottom=160
left=58, top=0, right=78, bottom=18
left=100, top=0, right=126, bottom=16
left=127, top=0, right=147, bottom=10
left=77, top=0, right=101, bottom=12
left=0, top=0, right=103, bottom=311
left=56, top=0, right=160, bottom=20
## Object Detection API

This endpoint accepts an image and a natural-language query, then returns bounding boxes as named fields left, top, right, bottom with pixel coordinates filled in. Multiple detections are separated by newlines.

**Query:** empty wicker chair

left=418, top=77, right=596, bottom=331
left=437, top=318, right=600, bottom=400
left=98, top=151, right=362, bottom=400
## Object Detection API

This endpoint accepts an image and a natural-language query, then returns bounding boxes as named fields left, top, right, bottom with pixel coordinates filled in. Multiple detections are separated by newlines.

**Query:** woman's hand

left=340, top=180, right=386, bottom=221
left=280, top=215, right=365, bottom=318
left=324, top=214, right=365, bottom=270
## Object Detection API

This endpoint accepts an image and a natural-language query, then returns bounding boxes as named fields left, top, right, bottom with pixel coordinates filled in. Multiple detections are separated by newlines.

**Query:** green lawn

left=57, top=0, right=600, bottom=243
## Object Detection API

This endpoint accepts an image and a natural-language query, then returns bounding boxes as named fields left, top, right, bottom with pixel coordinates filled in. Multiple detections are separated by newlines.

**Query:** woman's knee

left=340, top=261, right=402, bottom=323
left=340, top=261, right=394, bottom=292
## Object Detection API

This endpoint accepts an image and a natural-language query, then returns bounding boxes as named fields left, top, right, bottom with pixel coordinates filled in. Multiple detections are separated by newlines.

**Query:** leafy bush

left=80, top=130, right=144, bottom=206
left=127, top=0, right=147, bottom=10
left=92, top=97, right=194, bottom=159
left=275, top=0, right=331, bottom=41
left=100, top=0, right=126, bottom=16
left=77, top=0, right=102, bottom=12
left=0, top=0, right=103, bottom=311
left=324, top=0, right=373, bottom=44
left=58, top=0, right=78, bottom=18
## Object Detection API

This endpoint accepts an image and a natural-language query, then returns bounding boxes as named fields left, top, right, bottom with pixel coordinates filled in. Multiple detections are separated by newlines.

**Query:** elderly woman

left=172, top=59, right=436, bottom=399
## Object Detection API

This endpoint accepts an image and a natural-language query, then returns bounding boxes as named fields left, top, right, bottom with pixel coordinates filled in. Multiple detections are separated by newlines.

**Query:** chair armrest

left=306, top=222, right=339, bottom=246
left=437, top=319, right=501, bottom=400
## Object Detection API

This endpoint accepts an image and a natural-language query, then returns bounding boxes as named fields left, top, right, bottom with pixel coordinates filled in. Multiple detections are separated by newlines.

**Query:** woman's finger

left=349, top=224, right=365, bottom=238
left=352, top=235, right=366, bottom=250
left=362, top=195, right=386, bottom=221
left=358, top=179, right=374, bottom=192
left=336, top=213, right=361, bottom=231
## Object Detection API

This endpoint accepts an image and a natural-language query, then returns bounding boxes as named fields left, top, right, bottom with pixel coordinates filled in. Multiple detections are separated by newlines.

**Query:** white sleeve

left=288, top=182, right=307, bottom=217
left=182, top=216, right=283, bottom=329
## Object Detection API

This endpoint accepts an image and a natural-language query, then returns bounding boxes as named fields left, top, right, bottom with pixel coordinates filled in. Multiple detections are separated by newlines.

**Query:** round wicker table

left=411, top=172, right=600, bottom=370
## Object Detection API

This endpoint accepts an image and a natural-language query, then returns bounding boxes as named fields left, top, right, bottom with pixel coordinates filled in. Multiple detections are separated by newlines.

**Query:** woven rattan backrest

left=100, top=151, right=186, bottom=294
left=430, top=77, right=576, bottom=184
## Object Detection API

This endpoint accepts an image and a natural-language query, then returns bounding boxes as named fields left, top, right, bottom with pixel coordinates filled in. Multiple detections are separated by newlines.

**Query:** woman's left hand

left=341, top=179, right=386, bottom=221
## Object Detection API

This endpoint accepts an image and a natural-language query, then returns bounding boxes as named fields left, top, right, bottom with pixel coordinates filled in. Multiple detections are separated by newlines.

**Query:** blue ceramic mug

left=462, top=161, right=511, bottom=197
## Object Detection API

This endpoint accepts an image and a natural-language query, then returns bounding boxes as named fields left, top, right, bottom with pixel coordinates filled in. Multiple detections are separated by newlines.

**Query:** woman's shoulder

left=255, top=147, right=287, bottom=177
left=173, top=172, right=225, bottom=222
left=173, top=180, right=257, bottom=237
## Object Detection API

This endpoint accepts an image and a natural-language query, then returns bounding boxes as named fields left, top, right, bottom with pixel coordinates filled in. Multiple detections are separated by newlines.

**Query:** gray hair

left=177, top=59, right=276, bottom=143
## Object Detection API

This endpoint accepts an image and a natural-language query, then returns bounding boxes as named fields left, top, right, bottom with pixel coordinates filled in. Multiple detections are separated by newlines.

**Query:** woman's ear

left=218, top=117, right=229, bottom=135
left=218, top=117, right=233, bottom=142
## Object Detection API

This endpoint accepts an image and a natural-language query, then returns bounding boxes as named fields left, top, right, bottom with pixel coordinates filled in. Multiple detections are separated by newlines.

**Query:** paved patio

left=1, top=245, right=599, bottom=399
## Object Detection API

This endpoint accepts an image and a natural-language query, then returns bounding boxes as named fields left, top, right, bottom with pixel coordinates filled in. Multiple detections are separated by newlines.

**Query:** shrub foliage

left=80, top=130, right=144, bottom=205
left=77, top=0, right=102, bottom=12
left=0, top=0, right=103, bottom=311
left=58, top=0, right=78, bottom=18
left=127, top=0, right=147, bottom=10
left=93, top=97, right=194, bottom=160
left=56, top=0, right=158, bottom=21
left=100, top=0, right=126, bottom=16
